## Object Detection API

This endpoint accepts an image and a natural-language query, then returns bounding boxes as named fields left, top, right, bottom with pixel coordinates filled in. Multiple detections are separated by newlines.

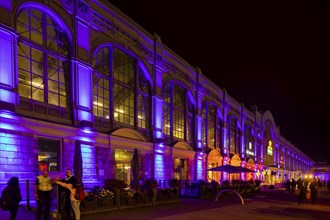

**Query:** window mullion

left=134, top=62, right=138, bottom=129
left=42, top=13, right=48, bottom=104
left=109, top=47, right=114, bottom=128
left=170, top=83, right=173, bottom=138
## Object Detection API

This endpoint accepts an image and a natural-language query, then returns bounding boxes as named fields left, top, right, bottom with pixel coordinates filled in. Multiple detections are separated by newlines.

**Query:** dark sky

left=108, top=1, right=329, bottom=163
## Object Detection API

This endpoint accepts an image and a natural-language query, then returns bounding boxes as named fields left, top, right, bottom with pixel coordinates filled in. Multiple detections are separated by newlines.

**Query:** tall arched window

left=186, top=98, right=195, bottom=145
left=17, top=8, right=70, bottom=108
left=92, top=47, right=110, bottom=119
left=113, top=49, right=135, bottom=125
left=162, top=81, right=193, bottom=141
left=92, top=47, right=151, bottom=130
left=228, top=117, right=238, bottom=154
left=202, top=103, right=222, bottom=150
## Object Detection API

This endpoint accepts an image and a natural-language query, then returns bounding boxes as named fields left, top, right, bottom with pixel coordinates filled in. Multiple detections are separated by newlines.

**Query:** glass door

left=116, top=163, right=131, bottom=185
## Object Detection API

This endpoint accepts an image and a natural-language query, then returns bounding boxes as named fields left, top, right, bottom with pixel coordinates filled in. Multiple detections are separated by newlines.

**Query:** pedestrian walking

left=35, top=170, right=53, bottom=220
left=56, top=179, right=80, bottom=220
left=309, top=178, right=318, bottom=204
left=285, top=179, right=290, bottom=192
left=296, top=178, right=306, bottom=206
left=291, top=178, right=296, bottom=193
left=0, top=177, right=22, bottom=220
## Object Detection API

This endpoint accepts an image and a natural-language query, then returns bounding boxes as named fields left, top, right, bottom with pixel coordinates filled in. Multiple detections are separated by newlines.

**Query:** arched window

left=92, top=47, right=151, bottom=130
left=202, top=103, right=222, bottom=150
left=113, top=49, right=135, bottom=125
left=162, top=81, right=193, bottom=141
left=186, top=98, right=195, bottom=144
left=92, top=47, right=110, bottom=119
left=228, top=117, right=238, bottom=154
left=17, top=8, right=69, bottom=107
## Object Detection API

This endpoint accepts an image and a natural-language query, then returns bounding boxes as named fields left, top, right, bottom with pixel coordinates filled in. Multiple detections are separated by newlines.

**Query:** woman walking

left=1, top=177, right=22, bottom=220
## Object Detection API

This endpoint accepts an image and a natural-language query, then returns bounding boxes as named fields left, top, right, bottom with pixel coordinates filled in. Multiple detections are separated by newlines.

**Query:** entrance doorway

left=116, top=163, right=131, bottom=184
left=207, top=150, right=222, bottom=182
left=174, top=158, right=188, bottom=180
left=115, top=149, right=133, bottom=185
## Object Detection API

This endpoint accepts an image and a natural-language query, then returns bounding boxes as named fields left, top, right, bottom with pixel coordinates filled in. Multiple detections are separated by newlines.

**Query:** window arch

left=17, top=8, right=70, bottom=108
left=202, top=103, right=222, bottom=151
left=162, top=81, right=194, bottom=142
left=92, top=46, right=151, bottom=130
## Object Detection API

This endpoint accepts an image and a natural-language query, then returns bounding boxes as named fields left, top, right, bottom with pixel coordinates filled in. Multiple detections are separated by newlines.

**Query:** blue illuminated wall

left=0, top=128, right=38, bottom=200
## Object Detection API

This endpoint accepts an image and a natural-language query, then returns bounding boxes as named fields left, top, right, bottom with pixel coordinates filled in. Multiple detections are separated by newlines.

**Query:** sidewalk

left=1, top=189, right=329, bottom=220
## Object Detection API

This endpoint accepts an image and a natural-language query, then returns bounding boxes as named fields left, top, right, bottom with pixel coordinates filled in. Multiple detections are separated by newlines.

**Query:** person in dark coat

left=1, top=177, right=22, bottom=220
left=59, top=168, right=77, bottom=220
left=296, top=178, right=306, bottom=206
left=309, top=178, right=318, bottom=204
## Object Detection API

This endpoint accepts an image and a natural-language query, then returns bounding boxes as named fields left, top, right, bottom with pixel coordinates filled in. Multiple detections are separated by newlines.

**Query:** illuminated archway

left=229, top=154, right=241, bottom=180
left=246, top=158, right=255, bottom=180
left=207, top=149, right=223, bottom=182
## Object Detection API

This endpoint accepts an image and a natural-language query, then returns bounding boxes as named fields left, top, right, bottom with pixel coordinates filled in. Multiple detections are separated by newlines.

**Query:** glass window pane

left=19, top=84, right=31, bottom=98
left=48, top=92, right=58, bottom=106
left=18, top=70, right=30, bottom=84
left=18, top=56, right=30, bottom=72
left=31, top=30, right=42, bottom=45
left=17, top=10, right=28, bottom=23
left=48, top=68, right=58, bottom=80
left=17, top=23, right=29, bottom=38
left=33, top=88, right=44, bottom=102
left=30, top=15, right=42, bottom=31
left=60, top=95, right=66, bottom=108
left=48, top=80, right=57, bottom=92
left=18, top=42, right=30, bottom=57
left=59, top=84, right=66, bottom=96
left=32, top=75, right=44, bottom=89
left=32, top=61, right=43, bottom=75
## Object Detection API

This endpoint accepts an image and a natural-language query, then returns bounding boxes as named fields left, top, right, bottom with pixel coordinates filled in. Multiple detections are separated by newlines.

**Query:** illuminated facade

left=0, top=0, right=314, bottom=199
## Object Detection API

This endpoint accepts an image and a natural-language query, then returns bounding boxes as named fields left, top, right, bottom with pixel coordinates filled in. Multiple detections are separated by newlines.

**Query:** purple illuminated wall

left=0, top=0, right=315, bottom=202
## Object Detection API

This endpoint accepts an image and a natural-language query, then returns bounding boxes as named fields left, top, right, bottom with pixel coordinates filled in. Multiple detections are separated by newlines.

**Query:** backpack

left=74, top=184, right=85, bottom=201
left=0, top=190, right=13, bottom=211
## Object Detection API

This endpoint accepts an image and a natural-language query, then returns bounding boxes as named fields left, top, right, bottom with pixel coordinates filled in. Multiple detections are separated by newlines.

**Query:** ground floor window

left=38, top=137, right=60, bottom=171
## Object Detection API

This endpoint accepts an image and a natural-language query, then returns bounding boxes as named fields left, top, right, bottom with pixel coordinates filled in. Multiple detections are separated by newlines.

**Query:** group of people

left=0, top=168, right=81, bottom=220
left=295, top=177, right=322, bottom=206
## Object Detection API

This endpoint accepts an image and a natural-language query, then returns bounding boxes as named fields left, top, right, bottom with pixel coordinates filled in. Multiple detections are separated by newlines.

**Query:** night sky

left=108, top=1, right=329, bottom=163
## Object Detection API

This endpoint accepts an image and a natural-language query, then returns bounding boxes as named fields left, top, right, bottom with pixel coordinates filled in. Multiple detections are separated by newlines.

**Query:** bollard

left=26, top=179, right=31, bottom=210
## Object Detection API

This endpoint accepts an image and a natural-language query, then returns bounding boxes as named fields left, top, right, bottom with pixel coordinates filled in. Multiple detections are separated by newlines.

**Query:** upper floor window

left=162, top=81, right=193, bottom=140
left=92, top=47, right=151, bottom=129
left=202, top=103, right=222, bottom=150
left=245, top=126, right=254, bottom=156
left=17, top=8, right=70, bottom=108
left=228, top=117, right=239, bottom=154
